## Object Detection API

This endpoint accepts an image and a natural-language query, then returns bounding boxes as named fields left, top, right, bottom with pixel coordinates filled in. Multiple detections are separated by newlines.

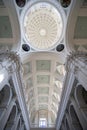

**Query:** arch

left=0, top=85, right=12, bottom=120
left=24, top=125, right=27, bottom=130
left=4, top=104, right=18, bottom=130
left=69, top=105, right=83, bottom=130
left=75, top=84, right=87, bottom=108
left=65, top=0, right=83, bottom=53
left=16, top=118, right=22, bottom=130
left=74, top=84, right=87, bottom=122
left=65, top=118, right=70, bottom=130
left=0, top=85, right=12, bottom=107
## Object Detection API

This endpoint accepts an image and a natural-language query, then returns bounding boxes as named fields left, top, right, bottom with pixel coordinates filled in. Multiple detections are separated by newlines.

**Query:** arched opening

left=0, top=85, right=12, bottom=119
left=16, top=118, right=21, bottom=130
left=4, top=104, right=17, bottom=130
left=0, top=85, right=12, bottom=107
left=75, top=84, right=87, bottom=122
left=24, top=125, right=27, bottom=130
left=75, top=84, right=87, bottom=107
left=82, top=87, right=87, bottom=104
left=69, top=105, right=83, bottom=130
left=65, top=119, right=70, bottom=130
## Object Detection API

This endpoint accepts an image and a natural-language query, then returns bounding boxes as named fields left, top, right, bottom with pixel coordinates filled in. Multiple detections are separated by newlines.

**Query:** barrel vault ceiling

left=22, top=52, right=66, bottom=123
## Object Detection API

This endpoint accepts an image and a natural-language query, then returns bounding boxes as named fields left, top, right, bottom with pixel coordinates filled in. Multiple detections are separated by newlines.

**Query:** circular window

left=60, top=0, right=71, bottom=8
left=23, top=2, right=63, bottom=50
left=15, top=0, right=26, bottom=8
left=56, top=44, right=64, bottom=52
left=22, top=44, right=30, bottom=51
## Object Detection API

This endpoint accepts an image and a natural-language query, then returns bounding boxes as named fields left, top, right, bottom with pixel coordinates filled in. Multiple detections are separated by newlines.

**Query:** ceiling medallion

left=23, top=2, right=64, bottom=50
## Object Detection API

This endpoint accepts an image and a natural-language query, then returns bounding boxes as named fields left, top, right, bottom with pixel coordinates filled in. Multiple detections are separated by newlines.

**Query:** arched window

left=24, top=125, right=27, bottom=130
left=0, top=85, right=12, bottom=107
left=74, top=84, right=87, bottom=123
left=69, top=105, right=83, bottom=130
left=82, top=87, right=87, bottom=104
left=0, top=85, right=12, bottom=120
left=75, top=84, right=87, bottom=108
left=4, top=104, right=17, bottom=130
left=65, top=119, right=70, bottom=130
left=16, top=118, right=21, bottom=130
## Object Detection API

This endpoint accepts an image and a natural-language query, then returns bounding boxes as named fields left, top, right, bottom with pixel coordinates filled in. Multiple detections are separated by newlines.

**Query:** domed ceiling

left=23, top=2, right=63, bottom=50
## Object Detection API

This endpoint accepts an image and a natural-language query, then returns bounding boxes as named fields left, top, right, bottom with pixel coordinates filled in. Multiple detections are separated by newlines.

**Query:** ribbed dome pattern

left=24, top=2, right=63, bottom=50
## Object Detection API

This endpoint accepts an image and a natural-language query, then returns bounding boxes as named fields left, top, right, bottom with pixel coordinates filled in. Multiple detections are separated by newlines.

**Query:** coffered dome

left=23, top=2, right=64, bottom=50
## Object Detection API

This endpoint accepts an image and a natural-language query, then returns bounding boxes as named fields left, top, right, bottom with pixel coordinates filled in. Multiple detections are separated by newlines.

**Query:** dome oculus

left=24, top=2, right=63, bottom=50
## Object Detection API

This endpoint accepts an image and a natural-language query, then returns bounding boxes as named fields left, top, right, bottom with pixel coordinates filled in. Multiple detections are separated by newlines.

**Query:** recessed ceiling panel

left=36, top=60, right=51, bottom=71
left=82, top=0, right=87, bottom=7
left=37, top=75, right=50, bottom=84
left=0, top=44, right=12, bottom=50
left=39, top=105, right=48, bottom=110
left=74, top=16, right=87, bottom=39
left=38, top=87, right=49, bottom=95
left=0, top=0, right=5, bottom=7
left=0, top=16, right=12, bottom=38
left=38, top=96, right=48, bottom=103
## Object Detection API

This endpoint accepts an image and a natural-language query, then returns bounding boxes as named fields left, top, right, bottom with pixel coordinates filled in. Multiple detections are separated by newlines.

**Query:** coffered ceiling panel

left=0, top=16, right=12, bottom=38
left=38, top=96, right=48, bottom=103
left=0, top=44, right=12, bottom=51
left=37, top=75, right=50, bottom=84
left=82, top=0, right=87, bottom=7
left=0, top=0, right=5, bottom=7
left=39, top=105, right=48, bottom=110
left=36, top=60, right=51, bottom=71
left=74, top=16, right=87, bottom=39
left=38, top=87, right=49, bottom=95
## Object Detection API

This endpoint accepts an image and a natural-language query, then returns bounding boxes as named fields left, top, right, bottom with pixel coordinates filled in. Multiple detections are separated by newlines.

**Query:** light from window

left=39, top=118, right=47, bottom=127
left=0, top=74, right=4, bottom=83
